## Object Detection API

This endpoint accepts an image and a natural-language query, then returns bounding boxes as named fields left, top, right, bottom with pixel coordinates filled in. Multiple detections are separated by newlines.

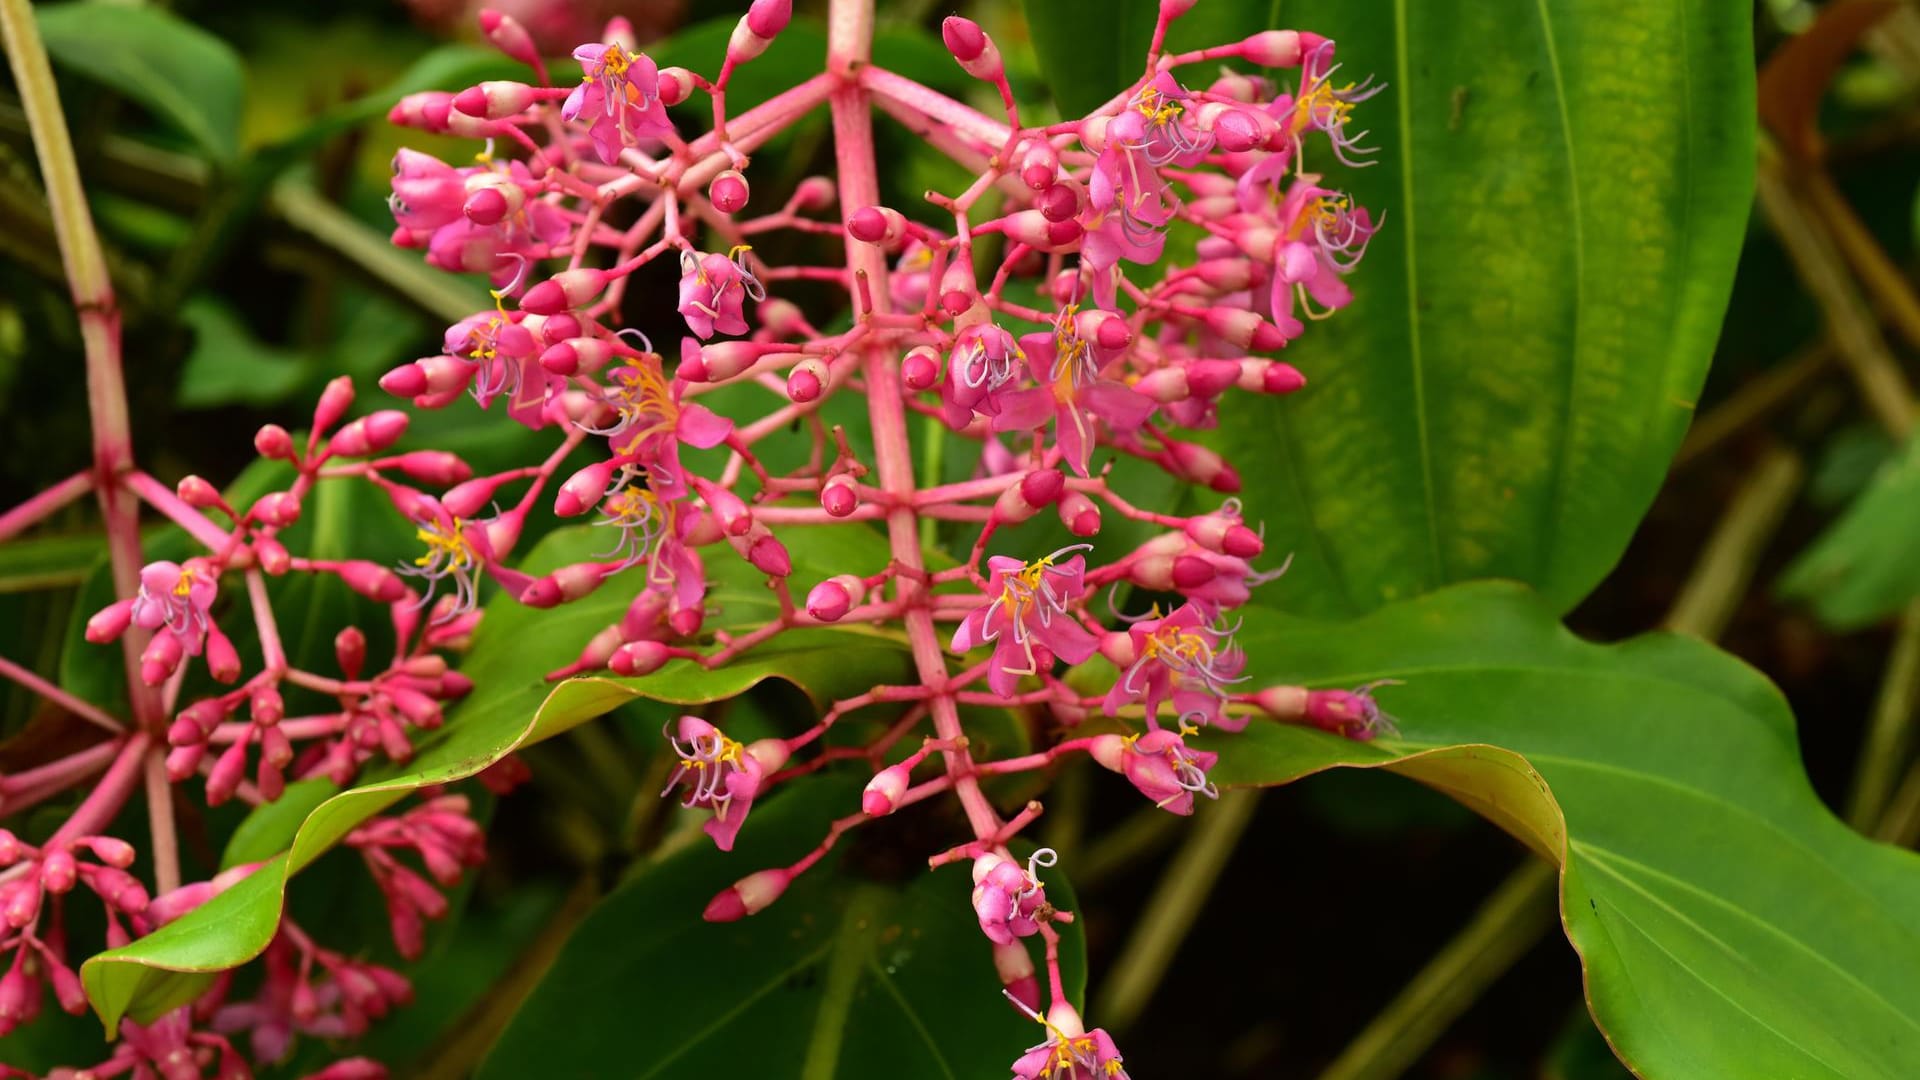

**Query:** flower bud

left=314, top=376, right=356, bottom=435
left=140, top=629, right=184, bottom=686
left=1037, top=182, right=1081, bottom=222
left=1058, top=491, right=1101, bottom=536
left=521, top=269, right=610, bottom=315
left=41, top=849, right=76, bottom=893
left=787, top=357, right=828, bottom=403
left=555, top=459, right=618, bottom=517
left=994, top=939, right=1041, bottom=1013
left=820, top=473, right=859, bottom=517
left=704, top=868, right=791, bottom=921
left=806, top=574, right=865, bottom=622
left=176, top=475, right=221, bottom=509
left=328, top=411, right=410, bottom=457
left=251, top=684, right=284, bottom=726
left=793, top=176, right=836, bottom=211
left=204, top=626, right=241, bottom=684
left=85, top=598, right=135, bottom=644
left=252, top=491, right=302, bottom=528
left=1021, top=468, right=1065, bottom=507
left=165, top=742, right=206, bottom=781
left=1167, top=442, right=1240, bottom=492
left=463, top=185, right=511, bottom=226
left=1202, top=307, right=1289, bottom=351
left=1001, top=210, right=1082, bottom=251
left=338, top=560, right=408, bottom=603
left=478, top=9, right=540, bottom=66
left=863, top=761, right=912, bottom=815
left=541, top=337, right=612, bottom=377
left=452, top=80, right=537, bottom=119
left=206, top=739, right=249, bottom=806
left=254, top=423, right=295, bottom=460
left=1240, top=29, right=1305, bottom=68
left=846, top=205, right=909, bottom=247
left=1019, top=140, right=1058, bottom=190
left=609, top=640, right=672, bottom=677
left=902, top=345, right=943, bottom=390
left=692, top=477, right=753, bottom=536
left=709, top=170, right=750, bottom=214
left=657, top=66, right=694, bottom=106
left=336, top=626, right=367, bottom=679
left=745, top=531, right=791, bottom=577
left=941, top=17, right=1003, bottom=81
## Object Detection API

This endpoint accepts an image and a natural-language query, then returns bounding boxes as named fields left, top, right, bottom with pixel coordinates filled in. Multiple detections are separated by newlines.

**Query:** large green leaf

left=79, top=526, right=912, bottom=1033
left=481, top=777, right=1088, bottom=1079
left=1154, top=0, right=1745, bottom=617
left=1201, top=583, right=1920, bottom=1078
left=1779, top=432, right=1920, bottom=630
left=35, top=1, right=245, bottom=163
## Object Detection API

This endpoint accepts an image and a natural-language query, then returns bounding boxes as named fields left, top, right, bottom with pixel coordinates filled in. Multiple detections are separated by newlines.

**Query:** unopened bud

left=704, top=868, right=791, bottom=921
left=709, top=170, right=750, bottom=214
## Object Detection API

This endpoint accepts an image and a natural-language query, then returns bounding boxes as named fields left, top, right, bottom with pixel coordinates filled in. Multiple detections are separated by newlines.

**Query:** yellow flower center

left=1134, top=87, right=1183, bottom=126
left=172, top=568, right=196, bottom=598
left=415, top=517, right=477, bottom=570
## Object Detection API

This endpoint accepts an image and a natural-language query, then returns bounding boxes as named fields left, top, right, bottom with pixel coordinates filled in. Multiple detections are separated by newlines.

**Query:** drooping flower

left=1269, top=181, right=1376, bottom=325
left=1103, top=602, right=1247, bottom=731
left=994, top=318, right=1154, bottom=478
left=661, top=717, right=788, bottom=850
left=563, top=42, right=672, bottom=164
left=583, top=355, right=733, bottom=500
left=131, top=560, right=218, bottom=655
left=677, top=247, right=764, bottom=340
left=971, top=849, right=1058, bottom=945
left=445, top=301, right=565, bottom=428
left=951, top=547, right=1102, bottom=696
left=1092, top=729, right=1219, bottom=815
left=1005, top=997, right=1132, bottom=1080
left=1285, top=38, right=1385, bottom=167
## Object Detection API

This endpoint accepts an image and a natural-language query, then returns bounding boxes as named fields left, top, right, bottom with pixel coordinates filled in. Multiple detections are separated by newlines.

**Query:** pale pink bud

left=252, top=491, right=302, bottom=528
left=1240, top=29, right=1305, bottom=68
left=1202, top=307, right=1288, bottom=351
left=818, top=473, right=857, bottom=518
left=747, top=0, right=791, bottom=37
left=389, top=91, right=456, bottom=133
left=1, top=878, right=41, bottom=927
left=519, top=563, right=611, bottom=608
left=609, top=640, right=672, bottom=677
left=863, top=762, right=912, bottom=815
left=41, top=849, right=76, bottom=893
left=704, top=868, right=791, bottom=921
left=746, top=532, right=791, bottom=577
left=0, top=831, right=20, bottom=865
left=165, top=743, right=205, bottom=781
left=338, top=560, right=408, bottom=603
left=1195, top=258, right=1254, bottom=292
left=709, top=170, right=750, bottom=214
left=657, top=66, right=694, bottom=106
left=478, top=9, right=540, bottom=66
left=391, top=450, right=471, bottom=486
left=463, top=185, right=511, bottom=226
left=206, top=739, right=248, bottom=805
left=1262, top=362, right=1307, bottom=394
left=254, top=423, right=295, bottom=460
left=175, top=475, right=221, bottom=510
left=541, top=337, right=611, bottom=377
left=1019, top=141, right=1058, bottom=190
left=555, top=459, right=617, bottom=517
left=1001, top=210, right=1082, bottom=251
left=902, top=345, right=942, bottom=390
left=1168, top=442, right=1239, bottom=492
left=693, top=478, right=753, bottom=536
left=254, top=535, right=292, bottom=574
left=793, top=176, right=836, bottom=211
left=1058, top=491, right=1101, bottom=536
left=942, top=17, right=1003, bottom=81
left=86, top=598, right=135, bottom=644
left=787, top=357, right=827, bottom=403
left=251, top=684, right=284, bottom=726
left=453, top=80, right=536, bottom=120
left=79, top=836, right=135, bottom=868
left=521, top=269, right=609, bottom=315
left=806, top=574, right=864, bottom=622
left=846, top=205, right=908, bottom=247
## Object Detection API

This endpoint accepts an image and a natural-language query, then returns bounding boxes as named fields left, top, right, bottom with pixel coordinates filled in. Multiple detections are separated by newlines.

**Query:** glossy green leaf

left=481, top=778, right=1088, bottom=1079
left=1024, top=0, right=1275, bottom=117
left=176, top=298, right=309, bottom=408
left=80, top=526, right=911, bottom=1033
left=1779, top=432, right=1920, bottom=630
left=35, top=1, right=245, bottom=163
left=1196, top=0, right=1751, bottom=617
left=1202, top=583, right=1920, bottom=1078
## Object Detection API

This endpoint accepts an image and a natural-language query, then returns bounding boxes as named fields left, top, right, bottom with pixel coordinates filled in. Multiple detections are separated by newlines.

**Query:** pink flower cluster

left=0, top=0, right=1398, bottom=1072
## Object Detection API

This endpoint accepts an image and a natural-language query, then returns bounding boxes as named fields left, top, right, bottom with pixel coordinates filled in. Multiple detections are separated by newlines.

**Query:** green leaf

left=79, top=527, right=912, bottom=1033
left=1024, top=0, right=1275, bottom=117
left=1203, top=583, right=1920, bottom=1078
left=176, top=298, right=310, bottom=409
left=1779, top=432, right=1920, bottom=630
left=35, top=1, right=245, bottom=163
left=481, top=778, right=1088, bottom=1079
left=1198, top=0, right=1753, bottom=617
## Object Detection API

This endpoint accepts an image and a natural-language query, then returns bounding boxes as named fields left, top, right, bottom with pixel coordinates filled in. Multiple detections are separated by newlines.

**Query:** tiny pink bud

left=176, top=475, right=221, bottom=509
left=555, top=459, right=617, bottom=517
left=1021, top=468, right=1065, bottom=507
left=204, top=626, right=241, bottom=684
left=392, top=450, right=473, bottom=486
left=252, top=491, right=302, bottom=528
left=0, top=831, right=21, bottom=865
left=140, top=630, right=184, bottom=686
left=41, top=849, right=76, bottom=893
left=478, top=9, right=540, bottom=66
left=330, top=411, right=409, bottom=457
left=1203, top=307, right=1288, bottom=351
left=2, top=878, right=41, bottom=927
left=746, top=0, right=791, bottom=37
left=521, top=269, right=609, bottom=315
left=787, top=358, right=827, bottom=403
left=1002, top=209, right=1082, bottom=251
left=1171, top=555, right=1217, bottom=589
left=251, top=684, right=284, bottom=726
left=338, top=560, right=408, bottom=603
left=704, top=868, right=791, bottom=921
left=452, top=80, right=536, bottom=120
left=942, top=16, right=1004, bottom=80
left=254, top=423, right=295, bottom=460
left=657, top=65, right=694, bottom=105
left=807, top=574, right=864, bottom=621
left=541, top=338, right=610, bottom=377
left=820, top=473, right=859, bottom=517
left=86, top=598, right=135, bottom=644
left=609, top=640, right=672, bottom=677
left=464, top=185, right=509, bottom=226
left=746, top=533, right=791, bottom=577
left=1240, top=29, right=1305, bottom=68
left=254, top=535, right=291, bottom=574
left=1058, top=491, right=1102, bottom=536
left=165, top=742, right=206, bottom=781
left=337, top=626, right=367, bottom=679
left=902, top=345, right=942, bottom=390
left=863, top=762, right=911, bottom=815
left=847, top=206, right=907, bottom=247
left=793, top=176, right=836, bottom=210
left=81, top=836, right=136, bottom=868
left=1019, top=141, right=1059, bottom=190
left=1037, top=182, right=1080, bottom=222
left=1263, top=362, right=1307, bottom=394
left=693, top=478, right=754, bottom=536
left=709, top=170, right=750, bottom=214
left=314, top=376, right=356, bottom=435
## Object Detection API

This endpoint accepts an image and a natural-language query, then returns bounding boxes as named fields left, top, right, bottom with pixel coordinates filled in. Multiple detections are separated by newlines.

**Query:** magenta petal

left=991, top=388, right=1054, bottom=433
left=676, top=403, right=734, bottom=449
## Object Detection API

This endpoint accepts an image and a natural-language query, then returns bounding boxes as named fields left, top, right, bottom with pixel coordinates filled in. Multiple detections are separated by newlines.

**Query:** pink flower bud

left=1058, top=491, right=1102, bottom=536
left=787, top=357, right=827, bottom=402
left=176, top=475, right=221, bottom=509
left=80, top=835, right=136, bottom=868
left=314, top=376, right=356, bottom=435
left=521, top=269, right=610, bottom=315
left=140, top=629, right=185, bottom=686
left=1019, top=141, right=1058, bottom=190
left=0, top=830, right=21, bottom=865
left=1262, top=362, right=1307, bottom=394
left=254, top=535, right=292, bottom=574
left=1240, top=29, right=1305, bottom=67
left=206, top=739, right=249, bottom=805
left=251, top=684, right=284, bottom=726
left=820, top=473, right=859, bottom=517
left=806, top=574, right=864, bottom=622
left=942, top=17, right=1003, bottom=81
left=452, top=80, right=536, bottom=120
left=704, top=868, right=791, bottom=921
left=1021, top=468, right=1064, bottom=507
left=204, top=626, right=241, bottom=683
left=541, top=337, right=610, bottom=377
left=657, top=65, right=695, bottom=106
left=252, top=491, right=302, bottom=528
left=520, top=563, right=611, bottom=609
left=41, top=849, right=76, bottom=893
left=478, top=9, right=539, bottom=66
left=464, top=185, right=510, bottom=226
left=1167, top=442, right=1239, bottom=492
left=165, top=743, right=205, bottom=781
left=1171, top=555, right=1216, bottom=590
left=793, top=176, right=836, bottom=211
left=747, top=0, right=791, bottom=37
left=338, top=560, right=408, bottom=603
left=555, top=459, right=617, bottom=517
left=901, top=345, right=942, bottom=390
left=709, top=170, right=750, bottom=214
left=1186, top=360, right=1242, bottom=398
left=85, top=598, right=135, bottom=644
left=846, top=206, right=908, bottom=247
left=337, top=626, right=367, bottom=679
left=168, top=714, right=207, bottom=746
left=1202, top=307, right=1289, bottom=351
left=1001, top=209, right=1082, bottom=251
left=1, top=878, right=41, bottom=927
left=1037, top=182, right=1080, bottom=222
left=254, top=423, right=294, bottom=460
left=609, top=640, right=672, bottom=677
left=863, top=762, right=912, bottom=815
left=389, top=90, right=456, bottom=132
left=994, top=939, right=1041, bottom=1013
left=746, top=532, right=791, bottom=577
left=391, top=450, right=472, bottom=486
left=693, top=477, right=753, bottom=536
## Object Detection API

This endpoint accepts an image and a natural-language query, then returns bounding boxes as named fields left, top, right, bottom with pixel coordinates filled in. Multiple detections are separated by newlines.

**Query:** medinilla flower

left=444, top=304, right=564, bottom=428
left=1091, top=729, right=1219, bottom=815
left=1269, top=181, right=1376, bottom=324
left=951, top=547, right=1102, bottom=696
left=563, top=41, right=672, bottom=164
left=584, top=356, right=733, bottom=500
left=660, top=717, right=789, bottom=850
left=130, top=560, right=218, bottom=654
left=677, top=247, right=764, bottom=340
left=1006, top=997, right=1132, bottom=1080
left=1123, top=72, right=1212, bottom=167
left=994, top=324, right=1154, bottom=478
left=941, top=323, right=1028, bottom=427
left=1103, top=601, right=1246, bottom=730
left=971, top=849, right=1058, bottom=945
left=1284, top=37, right=1384, bottom=167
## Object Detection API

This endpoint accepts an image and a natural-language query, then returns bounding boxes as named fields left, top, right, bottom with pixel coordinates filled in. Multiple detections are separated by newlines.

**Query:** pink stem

left=48, top=732, right=151, bottom=847
left=0, top=652, right=125, bottom=733
left=0, top=469, right=92, bottom=542
left=144, top=746, right=179, bottom=895
left=125, top=471, right=235, bottom=551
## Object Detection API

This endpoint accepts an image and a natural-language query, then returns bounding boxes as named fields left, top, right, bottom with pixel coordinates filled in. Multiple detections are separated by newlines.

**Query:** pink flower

left=562, top=42, right=672, bottom=164
left=1092, top=729, right=1219, bottom=815
left=951, top=547, right=1102, bottom=696
left=994, top=323, right=1154, bottom=478
left=1103, top=602, right=1246, bottom=731
left=889, top=240, right=936, bottom=310
left=397, top=157, right=569, bottom=289
left=940, top=323, right=1028, bottom=428
left=971, top=850, right=1056, bottom=945
left=661, top=717, right=788, bottom=850
left=1283, top=38, right=1384, bottom=167
left=131, top=560, right=217, bottom=655
left=443, top=307, right=566, bottom=429
left=1123, top=73, right=1211, bottom=167
left=677, top=248, right=763, bottom=339
left=1006, top=998, right=1132, bottom=1080
left=1268, top=181, right=1376, bottom=325
left=586, top=355, right=733, bottom=501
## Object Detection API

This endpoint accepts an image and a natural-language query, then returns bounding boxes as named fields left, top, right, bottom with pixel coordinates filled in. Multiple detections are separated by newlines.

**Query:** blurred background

left=2, top=0, right=1916, bottom=1076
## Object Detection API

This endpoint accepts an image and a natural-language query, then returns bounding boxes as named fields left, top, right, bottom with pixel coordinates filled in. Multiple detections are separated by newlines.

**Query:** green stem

left=1850, top=599, right=1920, bottom=829
left=1663, top=443, right=1804, bottom=640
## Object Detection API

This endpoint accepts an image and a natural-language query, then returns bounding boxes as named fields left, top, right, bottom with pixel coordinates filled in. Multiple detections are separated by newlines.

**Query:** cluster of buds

left=0, top=0, right=1398, bottom=1073
left=353, top=0, right=1400, bottom=1068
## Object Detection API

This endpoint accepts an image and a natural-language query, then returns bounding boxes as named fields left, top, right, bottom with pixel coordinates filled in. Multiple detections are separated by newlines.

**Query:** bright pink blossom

left=951, top=548, right=1102, bottom=697
left=562, top=42, right=672, bottom=164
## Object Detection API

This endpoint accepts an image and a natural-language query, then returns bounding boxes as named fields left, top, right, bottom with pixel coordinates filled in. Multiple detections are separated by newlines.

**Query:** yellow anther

left=727, top=244, right=754, bottom=261
left=172, top=568, right=196, bottom=598
left=601, top=43, right=632, bottom=76
left=414, top=517, right=477, bottom=570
